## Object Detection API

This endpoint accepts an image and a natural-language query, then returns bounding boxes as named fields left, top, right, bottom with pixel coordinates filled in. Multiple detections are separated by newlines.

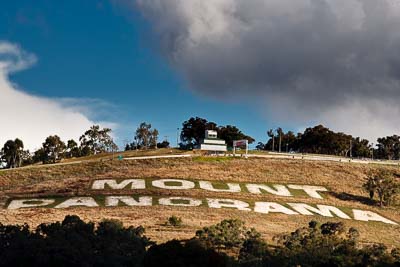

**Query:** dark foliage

left=0, top=215, right=151, bottom=267
left=145, top=239, right=232, bottom=267
left=0, top=216, right=400, bottom=267
left=180, top=117, right=254, bottom=148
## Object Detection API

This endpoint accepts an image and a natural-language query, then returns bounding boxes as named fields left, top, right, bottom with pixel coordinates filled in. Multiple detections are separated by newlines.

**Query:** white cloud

left=133, top=0, right=400, bottom=142
left=0, top=41, right=107, bottom=151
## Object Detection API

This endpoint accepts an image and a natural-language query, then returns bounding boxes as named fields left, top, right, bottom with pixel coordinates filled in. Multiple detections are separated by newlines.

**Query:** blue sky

left=3, top=0, right=400, bottom=150
left=0, top=0, right=270, bottom=149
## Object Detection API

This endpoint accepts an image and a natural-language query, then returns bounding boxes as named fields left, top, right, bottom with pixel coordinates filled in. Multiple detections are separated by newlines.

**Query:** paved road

left=246, top=153, right=400, bottom=166
left=123, top=154, right=192, bottom=160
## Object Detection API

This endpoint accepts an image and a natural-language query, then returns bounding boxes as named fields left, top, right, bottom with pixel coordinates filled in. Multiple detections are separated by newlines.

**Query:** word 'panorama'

left=92, top=179, right=328, bottom=199
left=7, top=196, right=397, bottom=225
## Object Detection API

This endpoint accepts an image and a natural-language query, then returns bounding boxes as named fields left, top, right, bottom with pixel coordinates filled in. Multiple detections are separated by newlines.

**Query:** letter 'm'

left=7, top=199, right=55, bottom=210
left=353, top=209, right=398, bottom=225
left=254, top=202, right=298, bottom=215
left=288, top=203, right=350, bottom=219
left=207, top=198, right=251, bottom=211
left=92, top=179, right=145, bottom=190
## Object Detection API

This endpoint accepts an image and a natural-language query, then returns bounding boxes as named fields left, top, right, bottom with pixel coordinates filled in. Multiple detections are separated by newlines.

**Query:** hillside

left=0, top=153, right=399, bottom=248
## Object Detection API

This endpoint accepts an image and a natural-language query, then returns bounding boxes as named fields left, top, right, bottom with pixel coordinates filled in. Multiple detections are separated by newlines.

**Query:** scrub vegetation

left=1, top=216, right=399, bottom=267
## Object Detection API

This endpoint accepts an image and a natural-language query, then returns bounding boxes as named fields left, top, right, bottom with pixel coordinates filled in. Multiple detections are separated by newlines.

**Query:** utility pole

left=349, top=139, right=352, bottom=158
left=176, top=128, right=180, bottom=148
left=279, top=130, right=282, bottom=153
left=272, top=134, right=275, bottom=152
left=371, top=143, right=374, bottom=160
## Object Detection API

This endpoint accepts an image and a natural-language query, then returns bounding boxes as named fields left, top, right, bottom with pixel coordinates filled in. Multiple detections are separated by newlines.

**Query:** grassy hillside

left=0, top=154, right=399, bottom=247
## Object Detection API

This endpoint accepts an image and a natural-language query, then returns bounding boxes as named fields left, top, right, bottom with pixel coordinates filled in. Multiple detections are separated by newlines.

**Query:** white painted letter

left=159, top=197, right=202, bottom=207
left=200, top=181, right=241, bottom=192
left=92, top=179, right=146, bottom=190
left=7, top=199, right=55, bottom=210
left=288, top=185, right=328, bottom=199
left=353, top=209, right=398, bottom=225
left=254, top=202, right=298, bottom=215
left=246, top=184, right=292, bottom=197
left=288, top=203, right=351, bottom=219
left=207, top=198, right=251, bottom=211
left=152, top=179, right=195, bottom=190
left=55, top=197, right=99, bottom=209
left=105, top=196, right=152, bottom=207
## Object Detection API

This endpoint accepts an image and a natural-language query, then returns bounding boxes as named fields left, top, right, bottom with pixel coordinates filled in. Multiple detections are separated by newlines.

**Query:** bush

left=0, top=215, right=151, bottom=267
left=166, top=216, right=183, bottom=227
left=144, top=239, right=232, bottom=267
left=195, top=219, right=262, bottom=252
left=363, top=169, right=400, bottom=206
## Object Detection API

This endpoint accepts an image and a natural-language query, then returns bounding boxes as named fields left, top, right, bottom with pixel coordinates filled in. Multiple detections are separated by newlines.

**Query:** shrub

left=166, top=216, right=183, bottom=227
left=363, top=169, right=400, bottom=206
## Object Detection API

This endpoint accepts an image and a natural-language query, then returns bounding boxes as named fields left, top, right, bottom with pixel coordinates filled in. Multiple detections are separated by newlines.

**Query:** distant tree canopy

left=80, top=125, right=118, bottom=155
left=260, top=125, right=374, bottom=158
left=0, top=138, right=27, bottom=168
left=42, top=135, right=66, bottom=163
left=375, top=135, right=400, bottom=160
left=125, top=122, right=159, bottom=150
left=180, top=117, right=254, bottom=148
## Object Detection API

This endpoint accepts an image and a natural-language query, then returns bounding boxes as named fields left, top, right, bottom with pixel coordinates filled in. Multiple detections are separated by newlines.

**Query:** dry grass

left=1, top=156, right=399, bottom=247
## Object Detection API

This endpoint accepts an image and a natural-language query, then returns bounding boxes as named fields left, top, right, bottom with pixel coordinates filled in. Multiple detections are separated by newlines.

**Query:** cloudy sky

left=1, top=0, right=400, bottom=150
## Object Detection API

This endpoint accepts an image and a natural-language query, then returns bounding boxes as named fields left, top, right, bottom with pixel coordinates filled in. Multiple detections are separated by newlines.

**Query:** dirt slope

left=1, top=156, right=399, bottom=247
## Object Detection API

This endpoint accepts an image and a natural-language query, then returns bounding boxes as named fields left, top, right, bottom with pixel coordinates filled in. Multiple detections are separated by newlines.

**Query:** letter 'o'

left=159, top=197, right=202, bottom=207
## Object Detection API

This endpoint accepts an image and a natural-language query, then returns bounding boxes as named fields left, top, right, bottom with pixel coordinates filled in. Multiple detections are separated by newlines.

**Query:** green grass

left=192, top=156, right=234, bottom=163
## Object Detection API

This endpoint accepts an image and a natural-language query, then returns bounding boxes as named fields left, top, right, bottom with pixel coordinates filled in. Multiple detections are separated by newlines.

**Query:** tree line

left=2, top=118, right=400, bottom=169
left=0, top=125, right=117, bottom=168
left=1, top=215, right=399, bottom=267
left=257, top=125, right=400, bottom=160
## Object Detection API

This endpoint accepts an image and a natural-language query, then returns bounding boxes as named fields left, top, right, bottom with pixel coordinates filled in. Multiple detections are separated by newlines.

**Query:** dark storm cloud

left=129, top=0, right=400, bottom=141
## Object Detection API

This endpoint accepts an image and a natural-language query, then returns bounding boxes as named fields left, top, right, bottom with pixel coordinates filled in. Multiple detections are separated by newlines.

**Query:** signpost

left=233, top=139, right=248, bottom=157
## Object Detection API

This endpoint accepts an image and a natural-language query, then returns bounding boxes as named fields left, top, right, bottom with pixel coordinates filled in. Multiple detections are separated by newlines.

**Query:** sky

left=1, top=0, right=400, bottom=150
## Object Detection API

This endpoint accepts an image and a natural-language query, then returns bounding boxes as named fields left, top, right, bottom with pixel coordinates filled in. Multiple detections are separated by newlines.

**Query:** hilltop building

left=200, top=130, right=227, bottom=152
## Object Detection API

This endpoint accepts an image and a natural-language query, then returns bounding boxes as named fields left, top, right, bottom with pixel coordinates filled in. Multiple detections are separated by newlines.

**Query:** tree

left=134, top=122, right=159, bottom=149
left=363, top=169, right=400, bottom=206
left=0, top=215, right=151, bottom=266
left=195, top=219, right=261, bottom=252
left=266, top=130, right=297, bottom=152
left=218, top=125, right=255, bottom=147
left=376, top=135, right=400, bottom=160
left=1, top=139, right=25, bottom=168
left=256, top=142, right=266, bottom=150
left=80, top=125, right=117, bottom=155
left=157, top=140, right=170, bottom=149
left=150, top=128, right=159, bottom=149
left=42, top=135, right=66, bottom=163
left=66, top=139, right=80, bottom=158
left=180, top=117, right=217, bottom=148
left=267, top=129, right=275, bottom=151
left=180, top=117, right=253, bottom=149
